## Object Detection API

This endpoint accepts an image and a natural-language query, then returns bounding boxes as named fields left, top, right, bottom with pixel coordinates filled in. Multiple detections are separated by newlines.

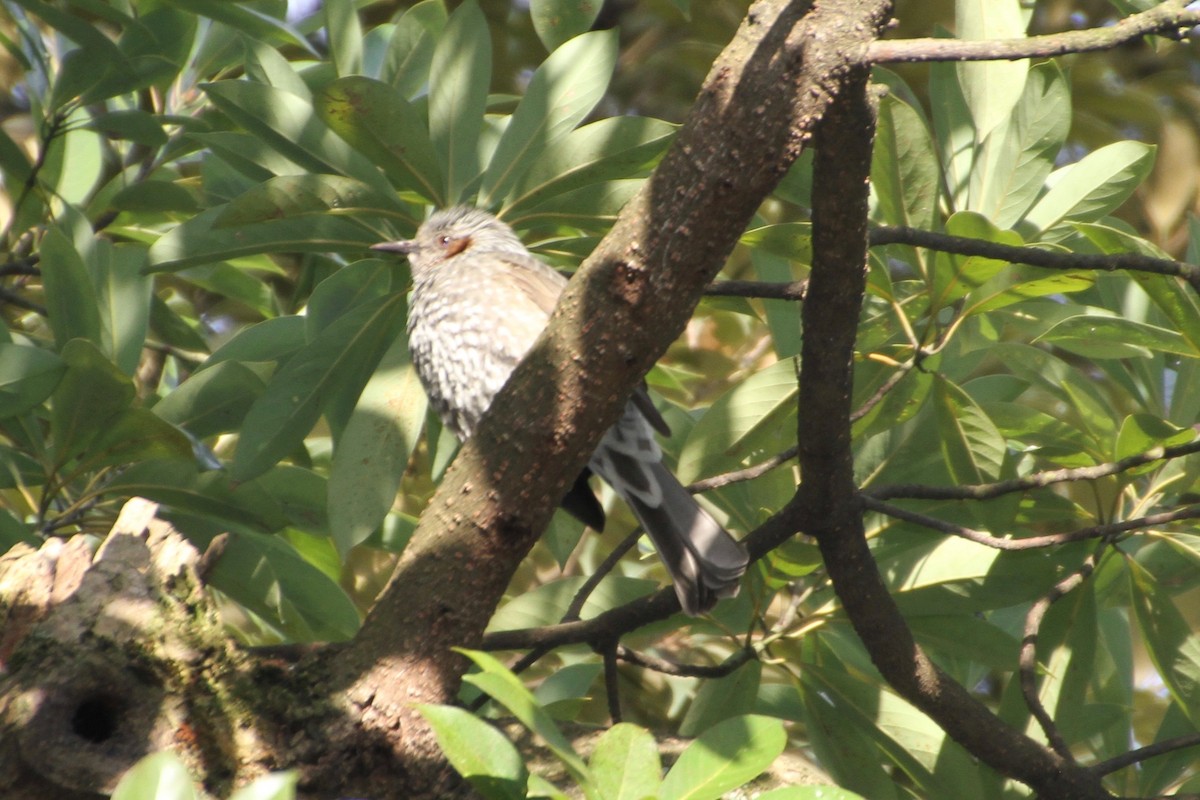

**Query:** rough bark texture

left=0, top=500, right=270, bottom=799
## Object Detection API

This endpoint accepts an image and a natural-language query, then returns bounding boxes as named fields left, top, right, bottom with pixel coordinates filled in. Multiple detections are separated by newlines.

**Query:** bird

left=371, top=206, right=749, bottom=615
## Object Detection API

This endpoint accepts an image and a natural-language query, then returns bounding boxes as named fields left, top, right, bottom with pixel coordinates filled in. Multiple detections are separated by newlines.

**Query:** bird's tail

left=620, top=460, right=749, bottom=616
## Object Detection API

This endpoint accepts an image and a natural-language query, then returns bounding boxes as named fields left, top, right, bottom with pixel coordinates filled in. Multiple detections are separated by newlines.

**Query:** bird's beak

left=371, top=239, right=418, bottom=255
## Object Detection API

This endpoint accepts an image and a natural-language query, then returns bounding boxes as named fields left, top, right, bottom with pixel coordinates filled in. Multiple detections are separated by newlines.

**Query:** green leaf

left=160, top=0, right=317, bottom=55
left=201, top=80, right=393, bottom=196
left=740, top=223, right=813, bottom=264
left=205, top=528, right=360, bottom=642
left=88, top=109, right=169, bottom=147
left=205, top=316, right=307, bottom=369
left=458, top=649, right=593, bottom=789
left=678, top=660, right=763, bottom=738
left=328, top=336, right=426, bottom=556
left=111, top=752, right=198, bottom=800
left=929, top=60, right=974, bottom=209
left=931, top=375, right=1006, bottom=483
left=231, top=293, right=408, bottom=482
left=677, top=359, right=798, bottom=484
left=659, top=715, right=786, bottom=800
left=969, top=61, right=1070, bottom=228
left=502, top=116, right=674, bottom=214
left=147, top=176, right=400, bottom=272
left=871, top=94, right=938, bottom=232
left=101, top=460, right=278, bottom=531
left=954, top=0, right=1028, bottom=138
left=1021, top=141, right=1156, bottom=235
left=0, top=508, right=38, bottom=549
left=929, top=211, right=1021, bottom=312
left=94, top=243, right=153, bottom=375
left=531, top=0, right=603, bottom=51
left=429, top=0, right=491, bottom=203
left=479, top=29, right=617, bottom=207
left=325, top=0, right=362, bottom=77
left=1037, top=314, right=1191, bottom=359
left=40, top=226, right=102, bottom=350
left=305, top=260, right=398, bottom=337
left=0, top=345, right=65, bottom=420
left=419, top=705, right=529, bottom=800
left=154, top=361, right=268, bottom=439
left=590, top=723, right=661, bottom=800
left=78, top=408, right=194, bottom=472
left=383, top=0, right=448, bottom=98
left=1128, top=561, right=1200, bottom=725
left=50, top=339, right=136, bottom=466
left=317, top=76, right=444, bottom=204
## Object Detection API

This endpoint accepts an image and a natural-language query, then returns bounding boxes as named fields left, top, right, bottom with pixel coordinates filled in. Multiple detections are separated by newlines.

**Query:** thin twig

left=564, top=528, right=643, bottom=621
left=705, top=278, right=808, bottom=302
left=871, top=225, right=1200, bottom=294
left=616, top=643, right=755, bottom=679
left=1020, top=543, right=1106, bottom=760
left=0, top=286, right=46, bottom=315
left=867, top=440, right=1200, bottom=501
left=868, top=3, right=1200, bottom=64
left=1092, top=731, right=1200, bottom=776
left=862, top=496, right=1200, bottom=550
left=687, top=446, right=798, bottom=493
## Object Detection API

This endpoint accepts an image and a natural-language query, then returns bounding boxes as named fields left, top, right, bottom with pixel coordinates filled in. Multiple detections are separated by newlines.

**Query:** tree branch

left=800, top=37, right=1112, bottom=800
left=867, top=440, right=1200, bottom=502
left=871, top=225, right=1200, bottom=294
left=867, top=1, right=1200, bottom=64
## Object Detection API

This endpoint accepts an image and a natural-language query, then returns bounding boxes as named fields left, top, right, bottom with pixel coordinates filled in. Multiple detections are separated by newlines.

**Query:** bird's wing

left=495, top=252, right=568, bottom=317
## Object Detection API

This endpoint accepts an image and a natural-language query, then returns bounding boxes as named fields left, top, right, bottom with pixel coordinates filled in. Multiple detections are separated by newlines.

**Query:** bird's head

left=372, top=206, right=526, bottom=274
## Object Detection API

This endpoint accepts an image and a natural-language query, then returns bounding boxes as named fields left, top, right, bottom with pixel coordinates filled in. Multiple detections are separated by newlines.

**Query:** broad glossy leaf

left=531, top=0, right=603, bottom=51
left=502, top=116, right=675, bottom=214
left=88, top=109, right=169, bottom=147
left=1075, top=221, right=1200, bottom=355
left=201, top=80, right=393, bottom=196
left=740, top=222, right=813, bottom=264
left=231, top=293, right=408, bottom=482
left=755, top=790, right=866, bottom=800
left=872, top=94, right=938, bottom=232
left=969, top=61, right=1069, bottom=228
left=94, top=243, right=152, bottom=375
left=0, top=508, right=38, bottom=549
left=318, top=76, right=444, bottom=204
left=419, top=705, right=528, bottom=800
left=324, top=0, right=362, bottom=77
left=930, top=61, right=974, bottom=209
left=206, top=528, right=360, bottom=641
left=458, top=649, right=592, bottom=786
left=659, top=715, right=786, bottom=800
left=40, top=226, right=102, bottom=350
left=1128, top=561, right=1200, bottom=724
left=50, top=339, right=135, bottom=466
left=243, top=34, right=311, bottom=97
left=479, top=29, right=618, bottom=206
left=79, top=407, right=193, bottom=472
left=154, top=361, right=267, bottom=439
left=305, top=260, right=398, bottom=337
left=429, top=0, right=491, bottom=202
left=160, top=0, right=316, bottom=54
left=955, top=0, right=1028, bottom=138
left=0, top=344, right=65, bottom=419
left=1037, top=314, right=1191, bottom=359
left=929, top=211, right=1022, bottom=312
left=677, top=358, right=798, bottom=484
left=751, top=249, right=803, bottom=358
left=328, top=336, right=426, bottom=556
left=383, top=0, right=448, bottom=97
left=1021, top=141, right=1156, bottom=235
left=590, top=723, right=661, bottom=800
left=678, top=660, right=763, bottom=738
left=146, top=176, right=399, bottom=272
left=932, top=375, right=1006, bottom=483
left=514, top=179, right=643, bottom=232
left=205, top=316, right=307, bottom=368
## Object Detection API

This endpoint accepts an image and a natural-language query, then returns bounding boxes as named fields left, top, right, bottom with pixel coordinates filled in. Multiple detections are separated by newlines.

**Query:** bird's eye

left=437, top=235, right=451, bottom=247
